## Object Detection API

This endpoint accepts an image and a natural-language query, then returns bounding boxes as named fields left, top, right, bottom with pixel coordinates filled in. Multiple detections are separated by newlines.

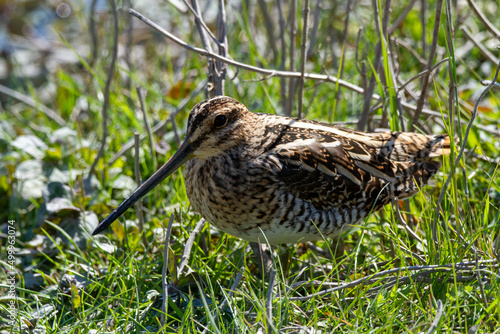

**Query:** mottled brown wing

left=271, top=128, right=393, bottom=210
left=270, top=122, right=444, bottom=211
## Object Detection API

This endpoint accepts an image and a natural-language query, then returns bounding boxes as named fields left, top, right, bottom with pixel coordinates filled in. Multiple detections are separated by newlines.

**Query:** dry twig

left=136, top=87, right=156, bottom=172
left=287, top=0, right=298, bottom=116
left=257, top=0, right=278, bottom=62
left=276, top=0, right=288, bottom=114
left=297, top=0, right=310, bottom=118
left=178, top=219, right=206, bottom=275
left=108, top=80, right=206, bottom=165
left=356, top=0, right=392, bottom=131
left=306, top=0, right=322, bottom=59
left=410, top=0, right=444, bottom=131
left=181, top=0, right=220, bottom=44
left=397, top=57, right=449, bottom=92
left=433, top=60, right=500, bottom=252
left=466, top=0, right=500, bottom=38
left=387, top=0, right=417, bottom=35
left=133, top=132, right=147, bottom=248
left=161, top=214, right=175, bottom=326
left=266, top=269, right=277, bottom=333
left=460, top=26, right=499, bottom=64
left=87, top=0, right=119, bottom=183
left=425, top=300, right=444, bottom=334
left=0, top=84, right=65, bottom=126
left=289, top=260, right=497, bottom=301
left=89, top=0, right=99, bottom=66
left=128, top=7, right=438, bottom=118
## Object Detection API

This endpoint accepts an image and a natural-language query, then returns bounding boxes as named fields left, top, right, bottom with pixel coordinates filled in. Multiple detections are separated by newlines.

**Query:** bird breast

left=185, top=151, right=282, bottom=239
left=184, top=151, right=350, bottom=244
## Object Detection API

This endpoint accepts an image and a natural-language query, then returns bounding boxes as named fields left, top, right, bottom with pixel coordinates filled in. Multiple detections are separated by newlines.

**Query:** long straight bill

left=92, top=140, right=194, bottom=235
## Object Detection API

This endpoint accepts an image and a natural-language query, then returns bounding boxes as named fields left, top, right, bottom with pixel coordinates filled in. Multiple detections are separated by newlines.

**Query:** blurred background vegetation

left=0, top=0, right=499, bottom=332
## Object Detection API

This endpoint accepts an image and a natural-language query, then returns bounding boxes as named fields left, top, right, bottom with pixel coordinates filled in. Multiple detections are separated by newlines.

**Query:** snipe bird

left=93, top=96, right=451, bottom=244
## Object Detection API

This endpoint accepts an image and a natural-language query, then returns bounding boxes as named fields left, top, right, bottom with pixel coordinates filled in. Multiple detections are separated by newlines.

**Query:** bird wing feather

left=267, top=120, right=445, bottom=210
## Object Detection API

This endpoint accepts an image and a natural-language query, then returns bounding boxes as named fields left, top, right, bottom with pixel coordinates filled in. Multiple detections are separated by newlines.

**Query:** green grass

left=1, top=1, right=499, bottom=333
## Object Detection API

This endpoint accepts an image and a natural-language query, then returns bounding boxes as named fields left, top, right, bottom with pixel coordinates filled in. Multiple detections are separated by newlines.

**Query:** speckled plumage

left=93, top=96, right=451, bottom=244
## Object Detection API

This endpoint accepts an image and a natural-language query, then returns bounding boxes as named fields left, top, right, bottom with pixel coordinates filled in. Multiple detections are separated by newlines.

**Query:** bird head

left=92, top=96, right=251, bottom=235
left=185, top=96, right=252, bottom=158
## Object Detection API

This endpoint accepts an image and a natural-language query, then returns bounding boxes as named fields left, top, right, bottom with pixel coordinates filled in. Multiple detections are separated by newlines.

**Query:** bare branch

left=89, top=0, right=99, bottom=66
left=133, top=133, right=148, bottom=248
left=257, top=0, right=278, bottom=62
left=297, top=0, right=310, bottom=118
left=178, top=218, right=206, bottom=275
left=392, top=201, right=423, bottom=244
left=219, top=266, right=245, bottom=310
left=0, top=84, right=65, bottom=126
left=87, top=0, right=119, bottom=183
left=394, top=37, right=427, bottom=65
left=108, top=80, right=206, bottom=165
left=332, top=0, right=353, bottom=119
left=357, top=0, right=393, bottom=131
left=466, top=0, right=500, bottom=38
left=128, top=9, right=445, bottom=123
left=460, top=26, right=499, bottom=64
left=191, top=0, right=216, bottom=97
left=215, top=0, right=228, bottom=96
left=421, top=0, right=427, bottom=58
left=434, top=60, right=500, bottom=252
left=306, top=0, right=322, bottom=59
left=289, top=260, right=498, bottom=301
left=397, top=57, right=449, bottom=92
left=136, top=87, right=156, bottom=171
left=425, top=300, right=444, bottom=334
left=128, top=9, right=366, bottom=97
left=124, top=0, right=133, bottom=90
left=387, top=0, right=418, bottom=35
left=277, top=0, right=288, bottom=115
left=250, top=242, right=273, bottom=276
left=161, top=214, right=175, bottom=326
left=287, top=0, right=298, bottom=115
left=181, top=0, right=220, bottom=44
left=410, top=0, right=444, bottom=131
left=266, top=269, right=277, bottom=334
left=475, top=249, right=489, bottom=311
left=480, top=79, right=500, bottom=89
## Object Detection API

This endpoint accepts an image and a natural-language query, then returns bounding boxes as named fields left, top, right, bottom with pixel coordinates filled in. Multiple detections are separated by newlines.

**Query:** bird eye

left=214, top=115, right=228, bottom=128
